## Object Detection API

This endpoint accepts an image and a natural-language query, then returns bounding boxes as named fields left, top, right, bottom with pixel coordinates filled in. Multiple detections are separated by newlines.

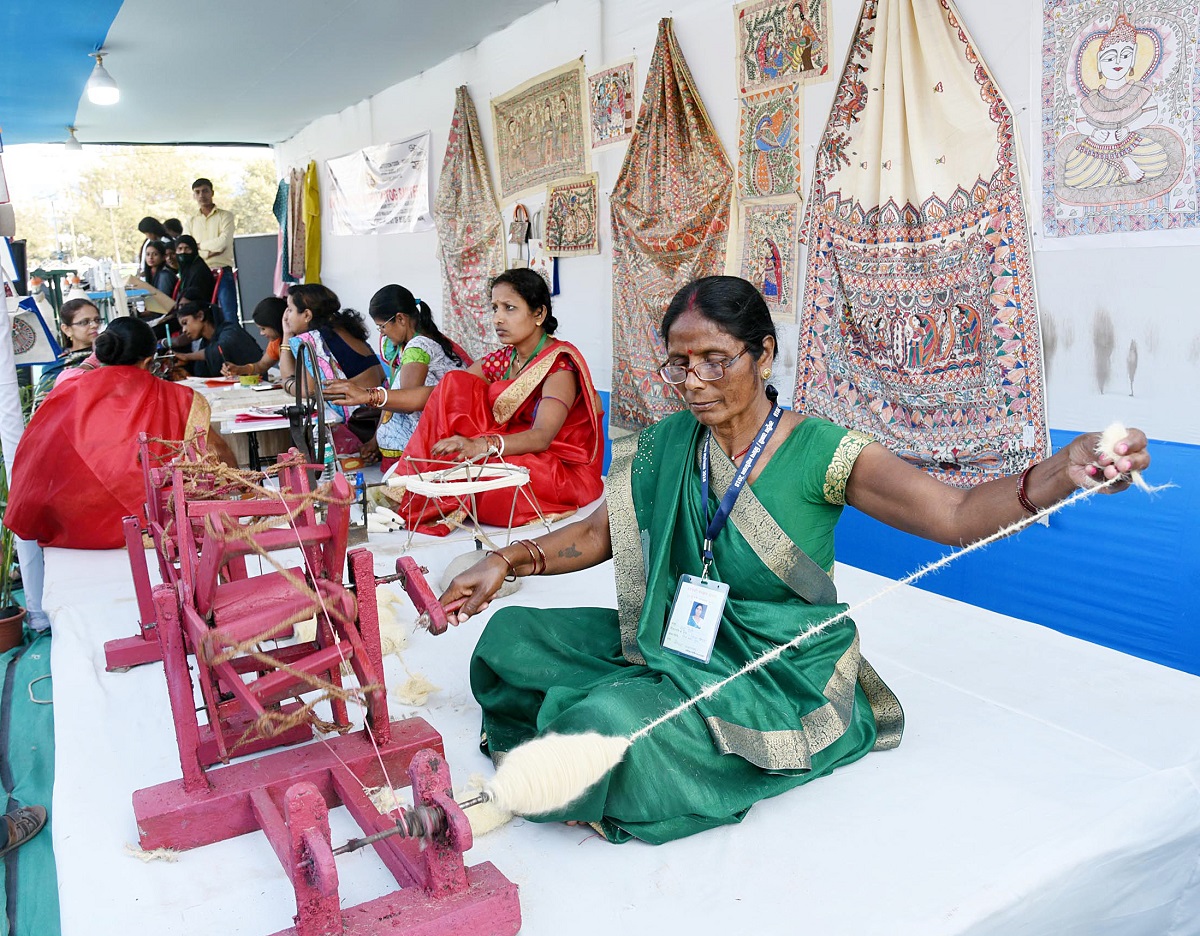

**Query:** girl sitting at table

left=394, top=268, right=604, bottom=534
left=222, top=297, right=286, bottom=379
left=5, top=317, right=237, bottom=550
left=325, top=284, right=467, bottom=473
left=278, top=284, right=385, bottom=451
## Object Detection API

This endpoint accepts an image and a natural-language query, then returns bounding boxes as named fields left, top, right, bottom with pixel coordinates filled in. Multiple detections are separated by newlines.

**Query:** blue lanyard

left=699, top=405, right=783, bottom=578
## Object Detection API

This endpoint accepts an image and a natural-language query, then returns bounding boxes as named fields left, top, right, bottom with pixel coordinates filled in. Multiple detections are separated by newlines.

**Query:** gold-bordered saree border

left=604, top=433, right=647, bottom=665
left=604, top=424, right=903, bottom=763
left=185, top=392, right=212, bottom=444
left=491, top=341, right=605, bottom=467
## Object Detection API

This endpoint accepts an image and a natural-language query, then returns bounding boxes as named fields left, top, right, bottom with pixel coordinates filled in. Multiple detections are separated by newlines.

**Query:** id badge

left=662, top=574, right=730, bottom=664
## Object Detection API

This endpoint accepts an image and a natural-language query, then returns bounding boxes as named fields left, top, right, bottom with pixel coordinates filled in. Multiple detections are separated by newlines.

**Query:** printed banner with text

left=326, top=134, right=435, bottom=235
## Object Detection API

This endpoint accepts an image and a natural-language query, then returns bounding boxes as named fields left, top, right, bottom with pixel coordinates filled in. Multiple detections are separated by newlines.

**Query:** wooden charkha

left=124, top=445, right=520, bottom=936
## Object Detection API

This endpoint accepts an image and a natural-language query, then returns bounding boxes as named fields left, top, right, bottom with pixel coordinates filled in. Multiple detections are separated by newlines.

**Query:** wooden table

left=182, top=378, right=295, bottom=467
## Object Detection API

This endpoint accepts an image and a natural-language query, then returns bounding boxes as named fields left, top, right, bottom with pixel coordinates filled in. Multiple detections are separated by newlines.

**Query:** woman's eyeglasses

left=659, top=348, right=749, bottom=385
left=70, top=318, right=102, bottom=328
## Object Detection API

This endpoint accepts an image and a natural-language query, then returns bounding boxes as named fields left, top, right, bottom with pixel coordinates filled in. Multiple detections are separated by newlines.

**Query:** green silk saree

left=470, top=411, right=903, bottom=844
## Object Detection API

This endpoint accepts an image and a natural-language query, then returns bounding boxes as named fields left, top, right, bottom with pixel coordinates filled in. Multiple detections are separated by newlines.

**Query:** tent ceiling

left=4, top=0, right=552, bottom=146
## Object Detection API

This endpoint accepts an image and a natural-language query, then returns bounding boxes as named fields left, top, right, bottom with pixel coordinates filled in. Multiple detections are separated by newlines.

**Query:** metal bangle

left=485, top=550, right=518, bottom=582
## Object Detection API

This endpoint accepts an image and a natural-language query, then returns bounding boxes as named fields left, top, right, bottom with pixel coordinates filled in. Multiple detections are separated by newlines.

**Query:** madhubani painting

left=1040, top=0, right=1200, bottom=244
left=611, top=18, right=733, bottom=430
left=739, top=201, right=800, bottom=319
left=434, top=86, right=508, bottom=362
left=796, top=0, right=1048, bottom=487
left=737, top=83, right=802, bottom=199
left=734, top=0, right=832, bottom=94
left=545, top=173, right=600, bottom=257
left=491, top=58, right=591, bottom=203
left=588, top=59, right=637, bottom=150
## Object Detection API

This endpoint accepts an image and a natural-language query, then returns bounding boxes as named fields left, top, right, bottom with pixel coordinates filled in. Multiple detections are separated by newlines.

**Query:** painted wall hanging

left=491, top=59, right=591, bottom=204
left=610, top=18, right=734, bottom=430
left=796, top=0, right=1048, bottom=486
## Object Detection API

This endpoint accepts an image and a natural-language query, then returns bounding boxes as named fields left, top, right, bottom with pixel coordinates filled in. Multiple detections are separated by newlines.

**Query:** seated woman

left=325, top=284, right=466, bottom=473
left=34, top=298, right=102, bottom=404
left=173, top=294, right=265, bottom=377
left=278, top=284, right=385, bottom=449
left=439, top=275, right=1150, bottom=845
left=5, top=317, right=237, bottom=550
left=140, top=239, right=177, bottom=296
left=222, top=297, right=286, bottom=378
left=173, top=235, right=215, bottom=303
left=394, top=268, right=604, bottom=533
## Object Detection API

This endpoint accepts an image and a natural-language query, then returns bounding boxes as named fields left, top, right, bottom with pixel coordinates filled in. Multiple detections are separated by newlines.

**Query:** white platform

left=46, top=508, right=1200, bottom=935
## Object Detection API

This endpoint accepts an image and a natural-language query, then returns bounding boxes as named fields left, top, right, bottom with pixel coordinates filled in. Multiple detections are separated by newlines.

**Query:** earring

left=761, top=368, right=772, bottom=380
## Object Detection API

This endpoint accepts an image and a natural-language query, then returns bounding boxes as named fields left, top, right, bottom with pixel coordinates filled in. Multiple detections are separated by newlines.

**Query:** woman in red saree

left=5, top=318, right=236, bottom=550
left=395, top=269, right=604, bottom=534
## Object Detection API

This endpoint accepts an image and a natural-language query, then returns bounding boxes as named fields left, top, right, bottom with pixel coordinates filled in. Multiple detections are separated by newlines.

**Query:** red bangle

left=1016, top=464, right=1041, bottom=515
left=486, top=550, right=518, bottom=582
left=528, top=539, right=547, bottom=575
left=514, top=539, right=540, bottom=576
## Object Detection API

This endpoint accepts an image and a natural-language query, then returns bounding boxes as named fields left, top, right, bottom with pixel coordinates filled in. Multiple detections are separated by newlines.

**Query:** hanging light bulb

left=86, top=52, right=120, bottom=106
left=64, top=126, right=83, bottom=151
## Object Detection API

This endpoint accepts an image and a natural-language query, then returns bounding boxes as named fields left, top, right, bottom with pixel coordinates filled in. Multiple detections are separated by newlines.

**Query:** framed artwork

left=734, top=0, right=832, bottom=94
left=737, top=83, right=802, bottom=199
left=491, top=58, right=591, bottom=203
left=738, top=200, right=800, bottom=320
left=1037, top=0, right=1200, bottom=247
left=545, top=173, right=600, bottom=257
left=588, top=59, right=637, bottom=150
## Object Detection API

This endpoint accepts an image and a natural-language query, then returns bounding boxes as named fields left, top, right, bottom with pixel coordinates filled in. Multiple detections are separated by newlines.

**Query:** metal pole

left=108, top=207, right=122, bottom=267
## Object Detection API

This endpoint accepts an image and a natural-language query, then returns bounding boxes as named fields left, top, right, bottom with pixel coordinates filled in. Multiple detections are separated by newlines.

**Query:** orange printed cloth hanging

left=434, top=86, right=508, bottom=362
left=795, top=0, right=1048, bottom=485
left=610, top=18, right=734, bottom=430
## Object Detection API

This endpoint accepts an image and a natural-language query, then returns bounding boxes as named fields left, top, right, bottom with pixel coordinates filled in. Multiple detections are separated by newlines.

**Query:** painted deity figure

left=785, top=2, right=820, bottom=74
left=759, top=238, right=784, bottom=299
left=1063, top=13, right=1169, bottom=190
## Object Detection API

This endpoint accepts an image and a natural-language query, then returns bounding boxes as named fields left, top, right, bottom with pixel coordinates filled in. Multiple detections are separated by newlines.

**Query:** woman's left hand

left=431, top=434, right=487, bottom=460
left=324, top=379, right=369, bottom=406
left=1064, top=427, right=1150, bottom=492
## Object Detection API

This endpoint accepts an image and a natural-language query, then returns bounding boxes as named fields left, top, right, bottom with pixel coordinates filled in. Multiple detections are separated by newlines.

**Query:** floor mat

left=0, top=628, right=59, bottom=936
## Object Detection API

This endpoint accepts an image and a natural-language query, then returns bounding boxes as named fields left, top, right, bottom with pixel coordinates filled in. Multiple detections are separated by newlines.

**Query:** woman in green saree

left=442, top=276, right=1151, bottom=845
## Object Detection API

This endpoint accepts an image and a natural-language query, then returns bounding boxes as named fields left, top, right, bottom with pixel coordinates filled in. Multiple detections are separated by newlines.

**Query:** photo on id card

left=661, top=574, right=729, bottom=664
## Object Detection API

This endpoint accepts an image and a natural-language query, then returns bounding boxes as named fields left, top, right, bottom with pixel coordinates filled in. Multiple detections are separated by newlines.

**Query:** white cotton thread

left=484, top=464, right=1162, bottom=817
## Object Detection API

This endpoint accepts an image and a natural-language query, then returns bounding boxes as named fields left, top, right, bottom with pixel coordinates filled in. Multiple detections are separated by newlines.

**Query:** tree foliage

left=11, top=146, right=279, bottom=272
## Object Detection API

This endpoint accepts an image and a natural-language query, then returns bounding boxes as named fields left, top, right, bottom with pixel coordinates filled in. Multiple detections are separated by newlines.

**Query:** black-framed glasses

left=659, top=348, right=750, bottom=385
left=70, top=317, right=102, bottom=328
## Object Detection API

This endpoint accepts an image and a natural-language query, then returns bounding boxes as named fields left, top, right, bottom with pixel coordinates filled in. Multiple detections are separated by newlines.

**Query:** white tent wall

left=272, top=0, right=1200, bottom=676
left=274, top=0, right=1200, bottom=445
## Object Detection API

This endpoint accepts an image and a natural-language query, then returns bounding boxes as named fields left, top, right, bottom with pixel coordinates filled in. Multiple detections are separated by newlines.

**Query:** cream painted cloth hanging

left=795, top=0, right=1048, bottom=485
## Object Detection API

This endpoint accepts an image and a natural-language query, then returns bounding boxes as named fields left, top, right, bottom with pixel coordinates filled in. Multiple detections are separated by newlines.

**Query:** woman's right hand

left=438, top=553, right=510, bottom=624
left=221, top=362, right=252, bottom=377
left=324, top=379, right=371, bottom=407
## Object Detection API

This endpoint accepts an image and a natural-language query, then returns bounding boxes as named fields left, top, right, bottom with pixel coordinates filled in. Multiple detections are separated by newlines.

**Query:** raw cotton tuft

left=1095, top=422, right=1163, bottom=493
left=459, top=775, right=514, bottom=836
left=484, top=732, right=631, bottom=817
left=392, top=674, right=440, bottom=706
left=124, top=842, right=179, bottom=863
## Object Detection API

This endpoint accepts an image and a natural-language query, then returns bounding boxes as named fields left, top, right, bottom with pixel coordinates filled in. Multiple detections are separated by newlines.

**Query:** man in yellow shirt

left=184, top=177, right=238, bottom=323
